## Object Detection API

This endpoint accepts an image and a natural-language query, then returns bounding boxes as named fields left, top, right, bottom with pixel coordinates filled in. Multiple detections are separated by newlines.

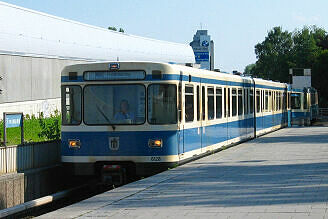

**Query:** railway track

left=1, top=176, right=139, bottom=219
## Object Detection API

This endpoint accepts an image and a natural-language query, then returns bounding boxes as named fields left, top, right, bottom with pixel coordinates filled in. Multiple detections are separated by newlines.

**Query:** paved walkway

left=40, top=126, right=328, bottom=218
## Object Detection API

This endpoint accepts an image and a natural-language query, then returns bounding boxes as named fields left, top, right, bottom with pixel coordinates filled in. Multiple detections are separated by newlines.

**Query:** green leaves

left=37, top=110, right=61, bottom=141
left=247, top=25, right=328, bottom=107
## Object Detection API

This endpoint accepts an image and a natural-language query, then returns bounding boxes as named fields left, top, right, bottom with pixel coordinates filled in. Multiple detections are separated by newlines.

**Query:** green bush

left=38, top=110, right=61, bottom=141
left=0, top=111, right=61, bottom=146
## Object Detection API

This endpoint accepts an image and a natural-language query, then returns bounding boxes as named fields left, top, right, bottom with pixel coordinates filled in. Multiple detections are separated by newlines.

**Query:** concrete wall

left=0, top=165, right=64, bottom=210
left=0, top=140, right=63, bottom=210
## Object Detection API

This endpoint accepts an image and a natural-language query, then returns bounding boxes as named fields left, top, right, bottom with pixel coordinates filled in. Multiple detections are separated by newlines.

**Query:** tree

left=108, top=26, right=117, bottom=31
left=292, top=26, right=321, bottom=68
left=313, top=50, right=328, bottom=107
left=108, top=26, right=125, bottom=33
left=246, top=25, right=328, bottom=107
left=244, top=63, right=256, bottom=75
left=253, top=26, right=294, bottom=82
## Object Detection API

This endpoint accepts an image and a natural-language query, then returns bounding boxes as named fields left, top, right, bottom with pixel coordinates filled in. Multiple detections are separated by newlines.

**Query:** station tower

left=189, top=30, right=214, bottom=70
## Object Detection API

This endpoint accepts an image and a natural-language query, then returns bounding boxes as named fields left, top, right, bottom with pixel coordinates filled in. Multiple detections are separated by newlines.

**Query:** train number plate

left=109, top=137, right=119, bottom=151
left=151, top=156, right=161, bottom=162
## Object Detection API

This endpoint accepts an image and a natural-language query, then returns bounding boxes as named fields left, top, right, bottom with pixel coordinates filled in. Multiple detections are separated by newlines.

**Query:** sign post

left=3, top=112, right=24, bottom=146
left=3, top=112, right=24, bottom=173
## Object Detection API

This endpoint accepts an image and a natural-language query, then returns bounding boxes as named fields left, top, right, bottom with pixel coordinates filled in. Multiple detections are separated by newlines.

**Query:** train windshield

left=148, top=84, right=177, bottom=124
left=84, top=84, right=145, bottom=125
left=291, top=93, right=301, bottom=109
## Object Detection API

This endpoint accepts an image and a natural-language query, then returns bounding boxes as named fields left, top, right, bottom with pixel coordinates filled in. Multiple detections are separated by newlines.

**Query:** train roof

left=253, top=77, right=287, bottom=88
left=62, top=61, right=256, bottom=84
left=0, top=2, right=195, bottom=64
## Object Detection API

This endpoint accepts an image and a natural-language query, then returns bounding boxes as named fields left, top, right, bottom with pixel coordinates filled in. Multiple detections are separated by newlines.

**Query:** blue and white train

left=61, top=61, right=291, bottom=178
left=290, top=87, right=319, bottom=126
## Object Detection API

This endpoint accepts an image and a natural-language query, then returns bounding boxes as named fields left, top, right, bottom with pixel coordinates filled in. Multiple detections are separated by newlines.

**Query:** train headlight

left=148, top=139, right=162, bottom=148
left=69, top=140, right=81, bottom=148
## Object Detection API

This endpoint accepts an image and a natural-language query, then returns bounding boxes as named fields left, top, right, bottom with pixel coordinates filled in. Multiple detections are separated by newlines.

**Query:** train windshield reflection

left=84, top=84, right=146, bottom=125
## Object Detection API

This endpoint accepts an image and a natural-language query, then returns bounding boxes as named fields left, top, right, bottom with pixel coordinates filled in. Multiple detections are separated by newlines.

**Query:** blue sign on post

left=5, top=114, right=23, bottom=128
left=3, top=112, right=24, bottom=147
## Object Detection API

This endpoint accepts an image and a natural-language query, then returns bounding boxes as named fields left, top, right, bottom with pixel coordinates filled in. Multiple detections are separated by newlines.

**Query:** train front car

left=61, top=62, right=180, bottom=182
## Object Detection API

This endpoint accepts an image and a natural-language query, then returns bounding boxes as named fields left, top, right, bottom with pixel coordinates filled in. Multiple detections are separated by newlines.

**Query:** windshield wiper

left=96, top=105, right=116, bottom=130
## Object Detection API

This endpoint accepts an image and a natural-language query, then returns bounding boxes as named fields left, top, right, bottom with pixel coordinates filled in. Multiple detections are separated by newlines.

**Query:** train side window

left=244, top=88, right=248, bottom=115
left=185, top=85, right=194, bottom=122
left=276, top=91, right=279, bottom=110
left=283, top=92, right=286, bottom=110
left=202, top=86, right=205, bottom=120
left=197, top=85, right=200, bottom=121
left=280, top=92, right=282, bottom=110
left=238, top=88, right=243, bottom=115
left=232, top=88, right=237, bottom=116
left=303, top=92, right=308, bottom=110
left=256, top=90, right=260, bottom=113
left=61, top=85, right=82, bottom=125
left=270, top=91, right=272, bottom=111
left=178, top=83, right=182, bottom=122
left=227, top=88, right=231, bottom=117
left=216, top=87, right=222, bottom=118
left=274, top=91, right=276, bottom=111
left=207, top=87, right=214, bottom=120
left=265, top=90, right=269, bottom=111
left=224, top=88, right=227, bottom=117
left=261, top=90, right=264, bottom=112
left=277, top=91, right=280, bottom=110
left=250, top=89, right=254, bottom=114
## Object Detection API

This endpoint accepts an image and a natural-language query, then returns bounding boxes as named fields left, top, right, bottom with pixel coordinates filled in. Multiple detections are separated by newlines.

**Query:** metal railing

left=0, top=140, right=60, bottom=174
left=319, top=108, right=328, bottom=117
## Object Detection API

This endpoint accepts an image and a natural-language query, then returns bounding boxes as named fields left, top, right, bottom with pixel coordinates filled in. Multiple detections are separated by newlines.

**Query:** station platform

left=39, top=126, right=328, bottom=218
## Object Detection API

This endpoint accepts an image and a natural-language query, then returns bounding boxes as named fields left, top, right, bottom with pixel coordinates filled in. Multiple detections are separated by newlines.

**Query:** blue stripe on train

left=62, top=113, right=286, bottom=157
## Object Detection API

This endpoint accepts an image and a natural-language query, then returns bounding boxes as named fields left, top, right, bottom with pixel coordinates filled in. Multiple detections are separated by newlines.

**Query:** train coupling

left=101, top=164, right=127, bottom=186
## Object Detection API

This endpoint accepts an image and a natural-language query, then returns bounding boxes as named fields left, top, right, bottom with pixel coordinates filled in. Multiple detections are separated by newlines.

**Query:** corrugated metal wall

left=0, top=54, right=82, bottom=104
left=0, top=140, right=60, bottom=174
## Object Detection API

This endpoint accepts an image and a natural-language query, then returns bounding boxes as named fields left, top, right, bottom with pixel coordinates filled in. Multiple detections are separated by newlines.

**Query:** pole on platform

left=21, top=113, right=24, bottom=145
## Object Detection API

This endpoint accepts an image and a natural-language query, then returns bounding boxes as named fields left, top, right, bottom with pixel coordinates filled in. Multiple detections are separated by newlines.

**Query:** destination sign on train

left=84, top=71, right=145, bottom=81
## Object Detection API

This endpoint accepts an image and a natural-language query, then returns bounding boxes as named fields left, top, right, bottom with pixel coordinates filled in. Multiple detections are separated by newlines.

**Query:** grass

left=0, top=115, right=61, bottom=146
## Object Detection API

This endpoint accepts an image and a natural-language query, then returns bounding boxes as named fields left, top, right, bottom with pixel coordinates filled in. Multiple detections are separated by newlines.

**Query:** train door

left=180, top=75, right=202, bottom=157
left=249, top=87, right=255, bottom=138
left=197, top=83, right=202, bottom=152
left=243, top=85, right=249, bottom=139
left=226, top=86, right=231, bottom=143
left=255, top=89, right=261, bottom=134
left=178, top=73, right=184, bottom=156
left=287, top=89, right=292, bottom=127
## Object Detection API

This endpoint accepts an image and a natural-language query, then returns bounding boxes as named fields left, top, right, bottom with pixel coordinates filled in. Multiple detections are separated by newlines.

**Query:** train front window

left=148, top=84, right=177, bottom=124
left=61, top=86, right=82, bottom=125
left=291, top=94, right=301, bottom=109
left=84, top=84, right=145, bottom=125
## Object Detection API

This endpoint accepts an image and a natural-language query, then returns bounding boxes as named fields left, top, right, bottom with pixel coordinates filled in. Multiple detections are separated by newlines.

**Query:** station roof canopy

left=0, top=2, right=195, bottom=64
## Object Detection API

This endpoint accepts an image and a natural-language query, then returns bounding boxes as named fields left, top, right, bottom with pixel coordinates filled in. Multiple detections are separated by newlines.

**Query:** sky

left=2, top=0, right=328, bottom=72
